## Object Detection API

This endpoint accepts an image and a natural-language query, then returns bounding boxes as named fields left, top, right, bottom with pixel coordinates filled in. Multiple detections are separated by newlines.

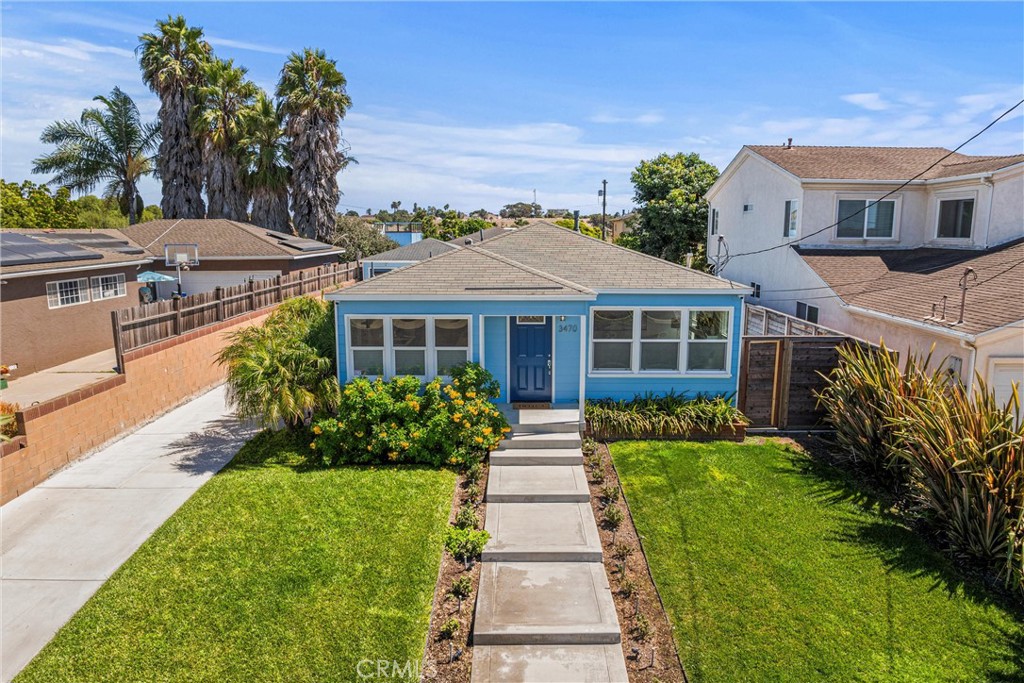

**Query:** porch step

left=490, top=448, right=583, bottom=466
left=486, top=465, right=589, bottom=503
left=508, top=420, right=581, bottom=434
left=471, top=645, right=629, bottom=683
left=483, top=503, right=602, bottom=562
left=473, top=562, right=621, bottom=645
left=498, top=432, right=582, bottom=450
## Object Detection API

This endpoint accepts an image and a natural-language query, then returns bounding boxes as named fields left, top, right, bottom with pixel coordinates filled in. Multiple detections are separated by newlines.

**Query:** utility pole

left=599, top=180, right=608, bottom=241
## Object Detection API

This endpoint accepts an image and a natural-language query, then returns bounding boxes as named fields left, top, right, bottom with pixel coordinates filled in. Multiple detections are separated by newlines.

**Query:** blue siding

left=384, top=231, right=422, bottom=246
left=483, top=316, right=508, bottom=400
left=554, top=318, right=582, bottom=403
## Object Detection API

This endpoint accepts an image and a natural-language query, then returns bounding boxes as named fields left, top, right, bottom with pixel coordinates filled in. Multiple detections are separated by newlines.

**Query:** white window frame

left=934, top=191, right=977, bottom=241
left=783, top=199, right=799, bottom=238
left=796, top=302, right=819, bottom=324
left=708, top=207, right=719, bottom=236
left=45, top=277, right=90, bottom=309
left=833, top=193, right=901, bottom=240
left=750, top=282, right=762, bottom=299
left=90, top=273, right=126, bottom=301
left=344, top=315, right=472, bottom=383
left=588, top=306, right=733, bottom=378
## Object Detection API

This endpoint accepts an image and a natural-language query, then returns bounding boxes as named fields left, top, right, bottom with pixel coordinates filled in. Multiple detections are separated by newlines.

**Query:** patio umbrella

left=136, top=271, right=177, bottom=283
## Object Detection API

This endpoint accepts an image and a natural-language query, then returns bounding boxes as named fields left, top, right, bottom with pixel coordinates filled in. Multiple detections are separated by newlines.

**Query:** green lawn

left=17, top=430, right=456, bottom=683
left=611, top=439, right=1024, bottom=683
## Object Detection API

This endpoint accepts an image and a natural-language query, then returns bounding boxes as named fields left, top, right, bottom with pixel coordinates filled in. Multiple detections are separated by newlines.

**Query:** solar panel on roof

left=280, top=238, right=331, bottom=252
left=0, top=233, right=104, bottom=267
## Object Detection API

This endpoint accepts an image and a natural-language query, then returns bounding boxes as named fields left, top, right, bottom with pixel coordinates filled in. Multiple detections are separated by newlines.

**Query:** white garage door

left=156, top=270, right=282, bottom=298
left=991, top=360, right=1024, bottom=419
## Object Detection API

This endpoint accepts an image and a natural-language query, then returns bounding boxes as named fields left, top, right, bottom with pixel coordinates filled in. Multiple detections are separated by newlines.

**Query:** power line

left=724, top=98, right=1024, bottom=262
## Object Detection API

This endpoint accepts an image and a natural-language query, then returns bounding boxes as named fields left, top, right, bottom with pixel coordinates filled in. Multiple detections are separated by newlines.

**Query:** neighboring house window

left=45, top=278, right=90, bottom=309
left=941, top=355, right=964, bottom=380
left=750, top=282, right=762, bottom=299
left=783, top=199, right=799, bottom=237
left=392, top=318, right=427, bottom=377
left=709, top=208, right=719, bottom=236
left=90, top=273, right=126, bottom=301
left=350, top=318, right=386, bottom=377
left=836, top=199, right=895, bottom=239
left=796, top=302, right=819, bottom=324
left=434, top=318, right=470, bottom=376
left=743, top=203, right=754, bottom=213
left=937, top=198, right=974, bottom=239
left=591, top=308, right=731, bottom=374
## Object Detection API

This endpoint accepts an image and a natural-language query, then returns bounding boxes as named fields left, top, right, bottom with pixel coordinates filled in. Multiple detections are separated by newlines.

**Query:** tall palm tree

left=32, top=87, right=159, bottom=225
left=138, top=15, right=210, bottom=219
left=196, top=58, right=257, bottom=220
left=239, top=91, right=291, bottom=232
left=276, top=48, right=352, bottom=240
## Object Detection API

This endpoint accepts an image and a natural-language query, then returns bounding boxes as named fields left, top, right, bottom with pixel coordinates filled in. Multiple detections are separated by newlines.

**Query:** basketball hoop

left=163, top=243, right=199, bottom=297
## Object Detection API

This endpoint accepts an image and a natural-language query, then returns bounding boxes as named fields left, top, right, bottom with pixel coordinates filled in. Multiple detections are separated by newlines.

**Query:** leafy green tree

left=140, top=204, right=162, bottom=222
left=139, top=15, right=211, bottom=219
left=196, top=58, right=257, bottom=220
left=239, top=91, right=290, bottom=232
left=553, top=217, right=601, bottom=239
left=331, top=215, right=398, bottom=258
left=0, top=180, right=80, bottom=230
left=32, top=88, right=159, bottom=225
left=277, top=48, right=352, bottom=240
left=75, top=195, right=128, bottom=228
left=628, top=152, right=719, bottom=262
left=500, top=201, right=542, bottom=219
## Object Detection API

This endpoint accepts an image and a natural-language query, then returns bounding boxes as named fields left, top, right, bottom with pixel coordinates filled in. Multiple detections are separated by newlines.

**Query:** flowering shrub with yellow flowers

left=310, top=363, right=510, bottom=469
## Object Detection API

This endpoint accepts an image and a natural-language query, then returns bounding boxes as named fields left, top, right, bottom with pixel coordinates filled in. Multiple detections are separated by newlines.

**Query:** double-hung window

left=90, top=273, right=126, bottom=300
left=434, top=318, right=470, bottom=376
left=783, top=199, right=799, bottom=237
left=350, top=318, right=386, bottom=377
left=591, top=308, right=731, bottom=374
left=348, top=316, right=471, bottom=380
left=708, top=208, right=719, bottom=236
left=836, top=199, right=896, bottom=239
left=392, top=318, right=427, bottom=378
left=937, top=198, right=974, bottom=239
left=796, top=302, right=819, bottom=324
left=45, top=278, right=89, bottom=309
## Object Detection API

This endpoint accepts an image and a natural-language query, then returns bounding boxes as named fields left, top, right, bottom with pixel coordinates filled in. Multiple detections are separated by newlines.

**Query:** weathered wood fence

left=111, top=262, right=358, bottom=362
left=744, top=303, right=844, bottom=337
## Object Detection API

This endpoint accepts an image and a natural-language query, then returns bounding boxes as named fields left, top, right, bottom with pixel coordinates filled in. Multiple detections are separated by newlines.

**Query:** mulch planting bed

left=422, top=462, right=489, bottom=682
left=586, top=441, right=687, bottom=683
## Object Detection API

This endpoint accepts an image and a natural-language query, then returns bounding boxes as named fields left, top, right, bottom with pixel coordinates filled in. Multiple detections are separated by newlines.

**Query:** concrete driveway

left=0, top=385, right=256, bottom=682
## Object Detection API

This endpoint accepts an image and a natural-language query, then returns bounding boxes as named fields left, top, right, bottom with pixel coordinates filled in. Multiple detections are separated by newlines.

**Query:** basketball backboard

left=164, top=243, right=200, bottom=268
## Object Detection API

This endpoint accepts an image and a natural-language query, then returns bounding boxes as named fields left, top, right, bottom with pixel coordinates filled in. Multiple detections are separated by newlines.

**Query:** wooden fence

left=111, top=262, right=358, bottom=362
left=745, top=303, right=845, bottom=337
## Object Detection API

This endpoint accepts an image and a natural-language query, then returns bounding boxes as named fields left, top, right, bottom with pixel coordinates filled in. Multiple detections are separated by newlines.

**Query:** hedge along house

left=328, top=222, right=750, bottom=425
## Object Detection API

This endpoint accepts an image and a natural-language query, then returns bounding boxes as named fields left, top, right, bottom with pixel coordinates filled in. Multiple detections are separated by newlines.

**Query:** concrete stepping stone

left=471, top=645, right=629, bottom=683
left=490, top=448, right=583, bottom=466
left=483, top=503, right=602, bottom=562
left=474, top=562, right=620, bottom=645
left=498, top=432, right=582, bottom=450
left=486, top=466, right=589, bottom=503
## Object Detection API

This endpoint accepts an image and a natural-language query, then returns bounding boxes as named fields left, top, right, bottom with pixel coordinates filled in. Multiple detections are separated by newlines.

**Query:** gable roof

left=796, top=239, right=1024, bottom=336
left=0, top=229, right=153, bottom=277
left=118, top=219, right=342, bottom=259
left=446, top=225, right=517, bottom=245
left=746, top=145, right=1024, bottom=181
left=334, top=244, right=595, bottom=298
left=364, top=238, right=458, bottom=262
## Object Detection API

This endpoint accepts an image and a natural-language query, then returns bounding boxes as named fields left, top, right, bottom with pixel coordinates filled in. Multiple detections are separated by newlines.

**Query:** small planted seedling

left=603, top=504, right=624, bottom=531
left=600, top=484, right=620, bottom=506
left=582, top=437, right=598, bottom=456
left=613, top=542, right=634, bottom=575
left=619, top=577, right=637, bottom=599
left=439, top=617, right=460, bottom=640
left=449, top=576, right=473, bottom=612
left=591, top=468, right=606, bottom=484
left=453, top=505, right=479, bottom=530
left=465, top=483, right=481, bottom=505
left=586, top=452, right=602, bottom=470
left=464, top=460, right=483, bottom=484
left=444, top=527, right=490, bottom=570
left=631, top=612, right=652, bottom=642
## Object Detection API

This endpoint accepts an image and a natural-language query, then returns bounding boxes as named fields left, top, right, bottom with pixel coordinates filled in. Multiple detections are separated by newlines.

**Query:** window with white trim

left=836, top=199, right=895, bottom=239
left=90, top=273, right=126, bottom=301
left=591, top=308, right=731, bottom=374
left=708, top=207, right=719, bottom=236
left=796, top=302, right=819, bottom=324
left=392, top=318, right=427, bottom=377
left=350, top=318, right=385, bottom=377
left=937, top=198, right=974, bottom=239
left=46, top=278, right=90, bottom=309
left=348, top=316, right=471, bottom=381
left=783, top=199, right=799, bottom=237
left=434, top=318, right=469, bottom=376
left=750, top=282, right=762, bottom=299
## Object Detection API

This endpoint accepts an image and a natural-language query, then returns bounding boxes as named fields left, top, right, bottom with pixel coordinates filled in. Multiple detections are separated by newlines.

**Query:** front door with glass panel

left=510, top=316, right=552, bottom=402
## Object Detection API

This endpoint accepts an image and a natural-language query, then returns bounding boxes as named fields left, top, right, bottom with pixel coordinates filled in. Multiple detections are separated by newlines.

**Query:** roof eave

left=326, top=293, right=597, bottom=302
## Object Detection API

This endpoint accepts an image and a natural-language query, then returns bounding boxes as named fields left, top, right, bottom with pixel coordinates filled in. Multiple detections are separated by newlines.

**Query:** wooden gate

left=738, top=336, right=858, bottom=429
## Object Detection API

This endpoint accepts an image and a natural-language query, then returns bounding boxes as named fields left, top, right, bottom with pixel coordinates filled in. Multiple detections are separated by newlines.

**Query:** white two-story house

left=706, top=144, right=1024, bottom=406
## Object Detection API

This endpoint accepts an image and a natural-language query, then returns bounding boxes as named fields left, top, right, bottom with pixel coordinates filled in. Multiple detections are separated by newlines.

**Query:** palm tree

left=32, top=87, right=159, bottom=225
left=239, top=91, right=290, bottom=232
left=195, top=58, right=257, bottom=220
left=138, top=15, right=210, bottom=219
left=276, top=48, right=352, bottom=240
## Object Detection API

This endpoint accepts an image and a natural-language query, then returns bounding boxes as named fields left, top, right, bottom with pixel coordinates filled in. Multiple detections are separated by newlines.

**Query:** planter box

left=585, top=421, right=747, bottom=443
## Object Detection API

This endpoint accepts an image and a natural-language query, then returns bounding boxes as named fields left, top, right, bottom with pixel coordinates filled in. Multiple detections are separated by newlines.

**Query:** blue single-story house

left=327, top=222, right=751, bottom=424
left=362, top=238, right=458, bottom=279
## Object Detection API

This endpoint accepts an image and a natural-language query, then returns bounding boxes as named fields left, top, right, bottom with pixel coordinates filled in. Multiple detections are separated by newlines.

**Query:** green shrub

left=448, top=362, right=501, bottom=399
left=586, top=391, right=745, bottom=440
left=582, top=437, right=599, bottom=456
left=453, top=505, right=479, bottom=530
left=600, top=484, right=620, bottom=506
left=631, top=612, right=652, bottom=642
left=449, top=576, right=473, bottom=611
left=0, top=400, right=19, bottom=440
left=603, top=505, right=624, bottom=530
left=444, top=527, right=490, bottom=567
left=310, top=365, right=509, bottom=468
left=619, top=577, right=637, bottom=598
left=439, top=618, right=460, bottom=640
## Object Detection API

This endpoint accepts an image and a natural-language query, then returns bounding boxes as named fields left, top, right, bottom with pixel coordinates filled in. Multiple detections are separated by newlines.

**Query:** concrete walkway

left=0, top=385, right=254, bottom=682
left=473, top=407, right=628, bottom=682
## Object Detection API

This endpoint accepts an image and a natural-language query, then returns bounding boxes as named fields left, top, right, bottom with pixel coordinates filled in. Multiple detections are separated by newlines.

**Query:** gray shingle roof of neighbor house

left=446, top=225, right=517, bottom=245
left=747, top=145, right=1024, bottom=181
left=363, top=238, right=458, bottom=262
left=118, top=219, right=343, bottom=259
left=331, top=221, right=746, bottom=298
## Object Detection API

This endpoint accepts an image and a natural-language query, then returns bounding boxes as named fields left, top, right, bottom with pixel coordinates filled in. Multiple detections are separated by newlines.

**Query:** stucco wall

left=988, top=169, right=1024, bottom=246
left=0, top=264, right=145, bottom=375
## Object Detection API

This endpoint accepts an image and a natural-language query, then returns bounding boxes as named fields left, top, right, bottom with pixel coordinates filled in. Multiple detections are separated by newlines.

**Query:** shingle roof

left=446, top=226, right=517, bottom=245
left=797, top=239, right=1024, bottom=336
left=476, top=221, right=739, bottom=290
left=747, top=145, right=1024, bottom=181
left=0, top=229, right=153, bottom=276
left=364, top=238, right=458, bottom=262
left=336, top=245, right=595, bottom=298
left=118, top=219, right=342, bottom=258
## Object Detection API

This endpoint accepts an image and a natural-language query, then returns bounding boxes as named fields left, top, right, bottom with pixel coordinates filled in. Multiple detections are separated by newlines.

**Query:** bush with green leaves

left=439, top=618, right=460, bottom=640
left=444, top=527, right=490, bottom=568
left=603, top=505, right=625, bottom=531
left=448, top=361, right=502, bottom=399
left=586, top=391, right=745, bottom=440
left=453, top=505, right=479, bottom=530
left=449, top=576, right=473, bottom=611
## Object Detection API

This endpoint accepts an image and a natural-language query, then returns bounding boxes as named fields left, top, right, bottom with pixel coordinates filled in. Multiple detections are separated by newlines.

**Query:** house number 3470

left=558, top=322, right=578, bottom=333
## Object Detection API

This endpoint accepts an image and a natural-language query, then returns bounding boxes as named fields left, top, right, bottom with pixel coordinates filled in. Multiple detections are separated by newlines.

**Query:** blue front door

left=510, top=317, right=552, bottom=402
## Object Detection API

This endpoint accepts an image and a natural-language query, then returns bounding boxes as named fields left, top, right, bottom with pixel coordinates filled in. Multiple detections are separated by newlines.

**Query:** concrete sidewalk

left=0, top=385, right=255, bottom=682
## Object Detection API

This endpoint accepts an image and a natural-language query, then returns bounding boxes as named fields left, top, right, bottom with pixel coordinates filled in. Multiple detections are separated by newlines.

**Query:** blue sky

left=3, top=2, right=1022, bottom=215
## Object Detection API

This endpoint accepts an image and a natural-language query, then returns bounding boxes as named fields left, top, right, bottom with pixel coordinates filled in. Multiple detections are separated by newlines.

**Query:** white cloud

left=841, top=92, right=891, bottom=111
left=589, top=111, right=665, bottom=125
